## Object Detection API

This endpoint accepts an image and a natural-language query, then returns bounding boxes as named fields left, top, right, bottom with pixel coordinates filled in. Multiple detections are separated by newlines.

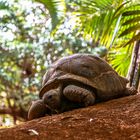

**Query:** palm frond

left=119, top=24, right=140, bottom=37
left=72, top=0, right=129, bottom=47
left=122, top=10, right=140, bottom=16
left=108, top=46, right=132, bottom=76
left=118, top=4, right=140, bottom=47
left=122, top=32, right=140, bottom=47
left=122, top=16, right=140, bottom=25
left=36, top=0, right=66, bottom=30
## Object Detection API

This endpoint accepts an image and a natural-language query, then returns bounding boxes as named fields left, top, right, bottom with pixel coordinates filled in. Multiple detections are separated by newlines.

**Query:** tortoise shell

left=39, top=54, right=128, bottom=101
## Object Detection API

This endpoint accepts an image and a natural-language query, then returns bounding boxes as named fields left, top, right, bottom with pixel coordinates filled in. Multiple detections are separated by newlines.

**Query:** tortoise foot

left=63, top=85, right=95, bottom=106
left=125, top=87, right=138, bottom=96
left=28, top=99, right=50, bottom=120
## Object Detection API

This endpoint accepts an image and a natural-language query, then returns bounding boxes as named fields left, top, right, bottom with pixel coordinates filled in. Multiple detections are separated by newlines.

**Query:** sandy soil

left=0, top=94, right=140, bottom=140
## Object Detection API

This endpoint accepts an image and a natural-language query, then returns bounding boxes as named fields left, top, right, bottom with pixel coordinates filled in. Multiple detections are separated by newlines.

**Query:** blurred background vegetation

left=0, top=0, right=140, bottom=126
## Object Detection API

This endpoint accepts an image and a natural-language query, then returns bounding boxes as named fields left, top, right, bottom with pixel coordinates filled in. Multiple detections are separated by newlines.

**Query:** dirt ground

left=0, top=94, right=140, bottom=140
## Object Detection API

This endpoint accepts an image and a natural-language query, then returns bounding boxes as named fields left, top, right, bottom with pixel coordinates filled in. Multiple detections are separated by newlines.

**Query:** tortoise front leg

left=28, top=99, right=51, bottom=120
left=63, top=85, right=96, bottom=106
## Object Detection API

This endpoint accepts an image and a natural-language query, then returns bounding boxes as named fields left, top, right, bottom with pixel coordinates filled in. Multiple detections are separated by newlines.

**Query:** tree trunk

left=127, top=40, right=140, bottom=90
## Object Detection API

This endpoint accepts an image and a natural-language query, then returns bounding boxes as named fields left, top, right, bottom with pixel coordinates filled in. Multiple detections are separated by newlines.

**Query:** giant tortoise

left=28, top=54, right=137, bottom=120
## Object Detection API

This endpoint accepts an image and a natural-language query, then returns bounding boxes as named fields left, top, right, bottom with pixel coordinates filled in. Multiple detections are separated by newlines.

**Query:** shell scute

left=39, top=54, right=128, bottom=100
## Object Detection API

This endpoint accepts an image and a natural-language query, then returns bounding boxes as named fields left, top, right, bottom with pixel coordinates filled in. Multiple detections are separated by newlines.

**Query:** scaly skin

left=42, top=89, right=61, bottom=112
left=28, top=84, right=96, bottom=120
left=28, top=100, right=50, bottom=120
left=63, top=85, right=96, bottom=106
left=124, top=87, right=138, bottom=96
left=28, top=85, right=137, bottom=120
left=42, top=84, right=96, bottom=112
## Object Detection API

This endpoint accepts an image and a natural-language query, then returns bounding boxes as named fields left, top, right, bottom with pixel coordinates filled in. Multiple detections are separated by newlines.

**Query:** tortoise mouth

left=39, top=73, right=97, bottom=99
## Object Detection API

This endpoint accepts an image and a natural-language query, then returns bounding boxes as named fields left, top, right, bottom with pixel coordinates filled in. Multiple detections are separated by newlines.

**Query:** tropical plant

left=0, top=0, right=140, bottom=126
left=36, top=0, right=140, bottom=82
left=1, top=0, right=105, bottom=126
left=37, top=0, right=66, bottom=30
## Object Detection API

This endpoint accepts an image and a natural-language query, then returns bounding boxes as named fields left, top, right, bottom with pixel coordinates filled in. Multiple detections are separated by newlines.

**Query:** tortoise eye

left=47, top=95, right=53, bottom=99
left=55, top=66, right=61, bottom=71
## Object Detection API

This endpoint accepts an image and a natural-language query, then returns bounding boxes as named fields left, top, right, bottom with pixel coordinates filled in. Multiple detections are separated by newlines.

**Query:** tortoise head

left=42, top=88, right=61, bottom=110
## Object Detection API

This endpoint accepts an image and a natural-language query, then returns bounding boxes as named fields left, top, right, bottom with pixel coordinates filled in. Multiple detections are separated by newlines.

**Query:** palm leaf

left=36, top=0, right=66, bottom=30
left=72, top=0, right=130, bottom=47
left=122, top=32, right=140, bottom=47
left=119, top=24, right=140, bottom=37
left=108, top=47, right=132, bottom=76
left=122, top=16, right=140, bottom=25
left=122, top=10, right=140, bottom=16
left=118, top=4, right=140, bottom=47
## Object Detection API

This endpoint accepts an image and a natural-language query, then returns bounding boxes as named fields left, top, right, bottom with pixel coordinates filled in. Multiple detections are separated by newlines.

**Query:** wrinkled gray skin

left=43, top=84, right=96, bottom=110
left=42, top=88, right=61, bottom=112
left=28, top=84, right=96, bottom=120
left=28, top=83, right=137, bottom=120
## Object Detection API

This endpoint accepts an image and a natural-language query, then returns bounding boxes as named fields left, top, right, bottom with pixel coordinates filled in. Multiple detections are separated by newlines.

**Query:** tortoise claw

left=28, top=99, right=50, bottom=120
left=63, top=85, right=95, bottom=106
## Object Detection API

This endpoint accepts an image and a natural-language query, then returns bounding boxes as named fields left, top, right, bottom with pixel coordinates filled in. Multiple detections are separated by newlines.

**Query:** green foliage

left=108, top=47, right=132, bottom=76
left=0, top=0, right=51, bottom=125
left=0, top=0, right=140, bottom=126
left=118, top=4, right=140, bottom=47
left=72, top=0, right=140, bottom=48
left=0, top=0, right=9, bottom=10
left=38, top=0, right=140, bottom=75
left=0, top=0, right=104, bottom=126
left=36, top=0, right=66, bottom=30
